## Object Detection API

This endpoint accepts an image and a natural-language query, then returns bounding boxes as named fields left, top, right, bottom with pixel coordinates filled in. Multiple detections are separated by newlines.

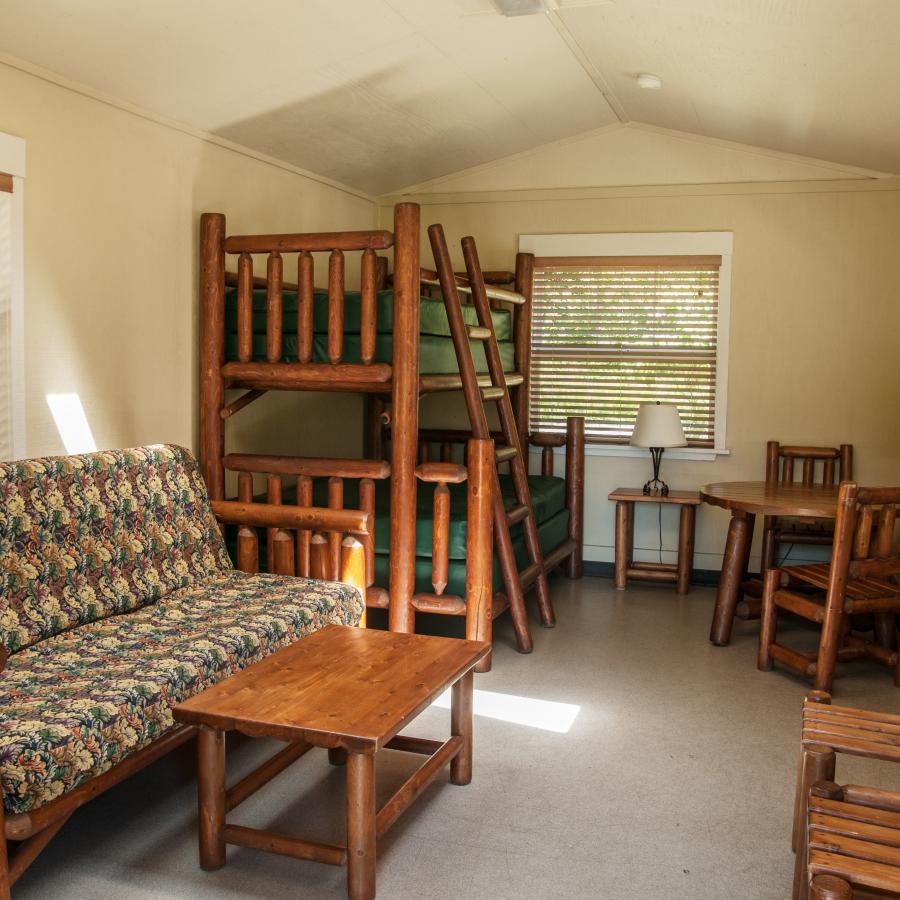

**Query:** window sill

left=541, top=445, right=730, bottom=462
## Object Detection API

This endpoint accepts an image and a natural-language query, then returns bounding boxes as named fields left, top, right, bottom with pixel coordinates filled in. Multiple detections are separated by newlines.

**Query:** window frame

left=519, top=231, right=732, bottom=461
left=0, top=131, right=26, bottom=461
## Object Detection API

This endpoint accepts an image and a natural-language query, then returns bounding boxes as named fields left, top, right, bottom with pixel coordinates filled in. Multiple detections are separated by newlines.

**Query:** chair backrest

left=766, top=441, right=853, bottom=487
left=828, top=482, right=900, bottom=586
left=0, top=445, right=231, bottom=655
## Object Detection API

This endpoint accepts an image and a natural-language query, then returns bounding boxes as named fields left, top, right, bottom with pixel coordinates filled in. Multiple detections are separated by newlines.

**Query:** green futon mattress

left=224, top=288, right=516, bottom=375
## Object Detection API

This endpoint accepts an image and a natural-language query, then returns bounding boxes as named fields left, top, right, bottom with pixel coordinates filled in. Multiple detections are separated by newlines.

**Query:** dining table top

left=700, top=480, right=840, bottom=518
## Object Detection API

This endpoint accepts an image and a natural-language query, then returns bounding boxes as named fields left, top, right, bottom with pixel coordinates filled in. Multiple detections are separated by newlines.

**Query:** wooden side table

left=607, top=487, right=701, bottom=594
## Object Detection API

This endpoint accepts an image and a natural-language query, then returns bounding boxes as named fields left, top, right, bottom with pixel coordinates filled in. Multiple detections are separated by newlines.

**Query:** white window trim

left=519, top=230, right=732, bottom=461
left=0, top=131, right=26, bottom=460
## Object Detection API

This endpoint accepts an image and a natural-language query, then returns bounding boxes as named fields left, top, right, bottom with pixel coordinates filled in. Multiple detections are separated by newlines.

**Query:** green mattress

left=224, top=287, right=516, bottom=375
left=225, top=473, right=569, bottom=597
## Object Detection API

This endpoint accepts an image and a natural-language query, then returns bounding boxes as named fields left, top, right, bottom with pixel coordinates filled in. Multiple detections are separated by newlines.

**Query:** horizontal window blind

left=531, top=255, right=721, bottom=446
left=0, top=189, right=11, bottom=461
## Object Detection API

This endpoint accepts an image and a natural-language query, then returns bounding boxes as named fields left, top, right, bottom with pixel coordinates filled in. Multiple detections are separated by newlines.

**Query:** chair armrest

left=211, top=500, right=369, bottom=536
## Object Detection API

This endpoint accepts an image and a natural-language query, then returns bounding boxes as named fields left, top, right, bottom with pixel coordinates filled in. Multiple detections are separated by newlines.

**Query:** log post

left=236, top=252, right=253, bottom=363
left=266, top=252, right=283, bottom=363
left=360, top=249, right=377, bottom=365
left=297, top=251, right=314, bottom=363
left=467, top=438, right=494, bottom=673
left=200, top=212, right=226, bottom=500
left=310, top=533, right=329, bottom=581
left=296, top=476, right=312, bottom=577
left=197, top=726, right=226, bottom=871
left=341, top=536, right=368, bottom=628
left=432, top=483, right=450, bottom=595
left=388, top=203, right=420, bottom=634
left=328, top=249, right=345, bottom=363
left=513, top=252, right=534, bottom=455
left=565, top=416, right=585, bottom=579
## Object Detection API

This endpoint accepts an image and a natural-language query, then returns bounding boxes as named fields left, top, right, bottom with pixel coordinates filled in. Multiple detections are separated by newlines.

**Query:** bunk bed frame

left=199, top=202, right=583, bottom=667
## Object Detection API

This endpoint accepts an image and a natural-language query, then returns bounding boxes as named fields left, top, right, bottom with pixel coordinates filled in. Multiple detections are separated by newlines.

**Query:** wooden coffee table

left=173, top=625, right=489, bottom=900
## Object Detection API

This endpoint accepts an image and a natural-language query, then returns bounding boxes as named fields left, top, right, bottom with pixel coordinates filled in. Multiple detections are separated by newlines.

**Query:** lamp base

left=642, top=447, right=669, bottom=496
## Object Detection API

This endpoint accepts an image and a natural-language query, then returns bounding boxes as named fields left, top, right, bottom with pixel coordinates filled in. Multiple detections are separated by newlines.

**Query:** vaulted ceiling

left=1, top=0, right=898, bottom=194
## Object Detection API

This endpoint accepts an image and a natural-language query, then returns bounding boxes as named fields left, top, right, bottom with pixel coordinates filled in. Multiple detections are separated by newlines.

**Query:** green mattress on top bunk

left=225, top=473, right=569, bottom=598
left=224, top=288, right=516, bottom=374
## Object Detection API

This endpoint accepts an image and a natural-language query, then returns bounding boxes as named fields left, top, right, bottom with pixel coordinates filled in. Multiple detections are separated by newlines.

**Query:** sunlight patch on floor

left=432, top=688, right=580, bottom=733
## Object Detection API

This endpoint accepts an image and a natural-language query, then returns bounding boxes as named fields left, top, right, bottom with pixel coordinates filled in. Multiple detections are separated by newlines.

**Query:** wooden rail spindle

left=876, top=505, right=897, bottom=558
left=542, top=445, right=553, bottom=477
left=266, top=252, right=283, bottom=363
left=298, top=251, right=314, bottom=364
left=854, top=506, right=874, bottom=559
left=310, top=533, right=329, bottom=581
left=236, top=252, right=254, bottom=363
left=374, top=255, right=389, bottom=291
left=360, top=249, right=376, bottom=365
left=765, top=441, right=779, bottom=483
left=340, top=536, right=367, bottom=627
left=236, top=472, right=258, bottom=572
left=327, top=249, right=344, bottom=363
left=272, top=529, right=295, bottom=575
left=823, top=457, right=835, bottom=485
left=802, top=457, right=814, bottom=486
left=432, top=483, right=450, bottom=595
left=328, top=477, right=344, bottom=581
left=440, top=442, right=452, bottom=463
left=781, top=456, right=793, bottom=483
left=839, top=444, right=853, bottom=480
left=266, top=475, right=282, bottom=573
left=296, top=476, right=312, bottom=577
left=359, top=478, right=376, bottom=587
left=419, top=443, right=429, bottom=464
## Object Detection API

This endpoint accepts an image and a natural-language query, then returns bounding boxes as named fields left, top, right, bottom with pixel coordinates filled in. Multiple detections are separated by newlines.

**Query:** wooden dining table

left=700, top=481, right=839, bottom=646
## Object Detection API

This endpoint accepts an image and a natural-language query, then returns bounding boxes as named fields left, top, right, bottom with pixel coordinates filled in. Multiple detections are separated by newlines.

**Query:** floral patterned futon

left=0, top=445, right=363, bottom=815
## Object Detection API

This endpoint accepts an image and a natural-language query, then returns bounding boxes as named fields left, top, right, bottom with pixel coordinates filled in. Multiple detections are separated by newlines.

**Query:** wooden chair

left=760, top=441, right=853, bottom=576
left=758, top=481, right=900, bottom=694
left=793, top=692, right=900, bottom=899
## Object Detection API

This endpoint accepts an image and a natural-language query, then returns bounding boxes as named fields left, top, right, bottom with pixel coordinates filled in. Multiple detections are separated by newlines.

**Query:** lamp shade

left=630, top=402, right=687, bottom=448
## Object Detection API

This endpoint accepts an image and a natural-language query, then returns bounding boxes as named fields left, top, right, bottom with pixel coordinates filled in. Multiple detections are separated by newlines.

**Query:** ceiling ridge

left=0, top=50, right=377, bottom=204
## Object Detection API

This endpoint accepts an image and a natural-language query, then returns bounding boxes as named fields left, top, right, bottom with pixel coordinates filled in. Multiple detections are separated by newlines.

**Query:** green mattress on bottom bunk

left=225, top=474, right=569, bottom=598
left=224, top=287, right=516, bottom=374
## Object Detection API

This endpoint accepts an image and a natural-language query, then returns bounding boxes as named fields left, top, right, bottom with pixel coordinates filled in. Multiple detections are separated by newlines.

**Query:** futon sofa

left=0, top=444, right=364, bottom=894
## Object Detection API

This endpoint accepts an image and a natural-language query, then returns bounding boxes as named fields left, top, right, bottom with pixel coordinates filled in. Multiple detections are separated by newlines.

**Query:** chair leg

left=814, top=604, right=845, bottom=694
left=760, top=516, right=777, bottom=575
left=809, top=875, right=852, bottom=900
left=758, top=568, right=781, bottom=671
left=792, top=743, right=835, bottom=857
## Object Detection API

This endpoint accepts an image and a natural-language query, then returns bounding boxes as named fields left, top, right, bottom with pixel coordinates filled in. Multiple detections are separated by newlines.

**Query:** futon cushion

left=0, top=571, right=363, bottom=815
left=0, top=446, right=230, bottom=655
left=224, top=288, right=513, bottom=341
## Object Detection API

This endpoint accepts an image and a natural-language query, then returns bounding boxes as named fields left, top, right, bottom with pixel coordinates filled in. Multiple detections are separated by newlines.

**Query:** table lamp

left=630, top=402, right=687, bottom=496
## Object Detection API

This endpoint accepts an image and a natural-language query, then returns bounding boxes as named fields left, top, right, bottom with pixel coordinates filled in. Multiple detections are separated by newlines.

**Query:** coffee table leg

left=450, top=669, right=474, bottom=786
left=709, top=511, right=755, bottom=646
left=197, top=725, right=226, bottom=870
left=346, top=752, right=376, bottom=900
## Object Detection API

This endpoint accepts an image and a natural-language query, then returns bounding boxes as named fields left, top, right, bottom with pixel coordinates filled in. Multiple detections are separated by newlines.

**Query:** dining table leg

left=709, top=511, right=756, bottom=646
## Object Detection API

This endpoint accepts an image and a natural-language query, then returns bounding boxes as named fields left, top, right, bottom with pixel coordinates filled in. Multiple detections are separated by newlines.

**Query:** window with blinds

left=530, top=255, right=722, bottom=446
left=0, top=181, right=12, bottom=461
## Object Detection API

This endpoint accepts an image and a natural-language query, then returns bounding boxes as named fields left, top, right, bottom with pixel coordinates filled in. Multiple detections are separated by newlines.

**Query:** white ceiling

left=1, top=0, right=898, bottom=194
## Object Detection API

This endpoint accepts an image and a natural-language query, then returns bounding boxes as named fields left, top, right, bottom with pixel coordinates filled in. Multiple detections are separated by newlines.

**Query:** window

left=520, top=232, right=731, bottom=455
left=0, top=132, right=25, bottom=462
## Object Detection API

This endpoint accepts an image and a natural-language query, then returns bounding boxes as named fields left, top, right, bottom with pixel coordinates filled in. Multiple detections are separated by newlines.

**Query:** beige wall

left=0, top=60, right=375, bottom=461
left=381, top=130, right=900, bottom=570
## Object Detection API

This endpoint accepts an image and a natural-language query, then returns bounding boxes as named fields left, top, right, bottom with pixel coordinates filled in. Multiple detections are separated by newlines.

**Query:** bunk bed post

left=513, top=252, right=534, bottom=456
left=388, top=202, right=421, bottom=633
left=200, top=212, right=227, bottom=500
left=565, top=416, right=585, bottom=579
left=467, top=438, right=495, bottom=673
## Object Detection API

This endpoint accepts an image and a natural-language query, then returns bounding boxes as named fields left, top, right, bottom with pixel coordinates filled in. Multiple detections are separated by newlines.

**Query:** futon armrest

left=211, top=500, right=369, bottom=536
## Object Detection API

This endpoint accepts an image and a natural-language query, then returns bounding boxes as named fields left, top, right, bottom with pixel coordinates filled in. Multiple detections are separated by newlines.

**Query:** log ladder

left=428, top=224, right=554, bottom=654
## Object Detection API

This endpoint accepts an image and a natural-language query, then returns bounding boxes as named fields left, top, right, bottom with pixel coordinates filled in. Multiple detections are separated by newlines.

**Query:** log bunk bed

left=199, top=202, right=584, bottom=670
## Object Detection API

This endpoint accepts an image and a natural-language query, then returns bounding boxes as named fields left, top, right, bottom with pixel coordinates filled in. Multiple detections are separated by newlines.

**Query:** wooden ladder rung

left=495, top=445, right=518, bottom=463
left=480, top=386, right=504, bottom=401
left=519, top=561, right=543, bottom=590
left=506, top=504, right=530, bottom=526
left=466, top=325, right=492, bottom=340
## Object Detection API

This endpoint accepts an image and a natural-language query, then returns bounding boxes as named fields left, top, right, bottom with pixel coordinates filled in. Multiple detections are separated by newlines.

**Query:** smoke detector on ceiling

left=636, top=73, right=663, bottom=90
left=492, top=0, right=551, bottom=15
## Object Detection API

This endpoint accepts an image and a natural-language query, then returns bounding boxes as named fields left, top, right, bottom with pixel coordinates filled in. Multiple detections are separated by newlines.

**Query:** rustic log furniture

left=173, top=625, right=489, bottom=900
left=0, top=445, right=369, bottom=899
left=200, top=204, right=584, bottom=667
left=758, top=481, right=900, bottom=693
left=700, top=481, right=839, bottom=646
left=607, top=488, right=700, bottom=593
left=793, top=694, right=900, bottom=899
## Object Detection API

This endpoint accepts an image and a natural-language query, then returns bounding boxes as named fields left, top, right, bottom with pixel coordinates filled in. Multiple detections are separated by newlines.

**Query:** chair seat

left=802, top=698, right=900, bottom=763
left=0, top=571, right=363, bottom=816
left=787, top=563, right=900, bottom=602
left=808, top=791, right=900, bottom=894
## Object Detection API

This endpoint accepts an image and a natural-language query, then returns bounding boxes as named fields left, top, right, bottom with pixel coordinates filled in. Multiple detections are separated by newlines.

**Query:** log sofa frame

left=0, top=500, right=371, bottom=899
left=199, top=203, right=584, bottom=667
